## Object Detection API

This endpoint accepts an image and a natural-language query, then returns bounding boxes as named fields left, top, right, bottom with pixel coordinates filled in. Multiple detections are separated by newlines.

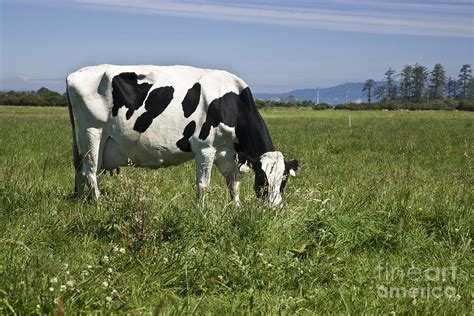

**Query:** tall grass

left=0, top=106, right=472, bottom=313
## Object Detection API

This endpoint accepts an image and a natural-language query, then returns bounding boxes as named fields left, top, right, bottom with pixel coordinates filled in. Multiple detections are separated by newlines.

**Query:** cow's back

left=67, top=64, right=249, bottom=168
left=67, top=64, right=247, bottom=122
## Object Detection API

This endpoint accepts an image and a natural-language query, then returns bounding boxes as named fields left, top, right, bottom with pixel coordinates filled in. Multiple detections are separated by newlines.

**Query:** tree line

left=363, top=64, right=473, bottom=102
left=1, top=64, right=473, bottom=111
left=0, top=88, right=67, bottom=107
left=334, top=99, right=473, bottom=111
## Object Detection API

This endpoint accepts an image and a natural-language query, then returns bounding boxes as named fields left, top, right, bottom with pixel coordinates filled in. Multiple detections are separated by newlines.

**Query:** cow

left=66, top=65, right=298, bottom=206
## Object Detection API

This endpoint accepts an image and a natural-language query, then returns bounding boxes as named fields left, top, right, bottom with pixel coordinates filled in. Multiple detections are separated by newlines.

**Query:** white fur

left=259, top=151, right=285, bottom=206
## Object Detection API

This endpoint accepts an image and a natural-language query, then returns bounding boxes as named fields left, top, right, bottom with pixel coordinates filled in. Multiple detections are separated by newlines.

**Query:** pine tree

left=400, top=65, right=414, bottom=100
left=429, top=63, right=446, bottom=100
left=362, top=79, right=376, bottom=103
left=458, top=64, right=472, bottom=99
left=384, top=67, right=397, bottom=100
left=447, top=77, right=458, bottom=99
left=467, top=79, right=474, bottom=100
left=413, top=63, right=428, bottom=101
left=375, top=85, right=386, bottom=101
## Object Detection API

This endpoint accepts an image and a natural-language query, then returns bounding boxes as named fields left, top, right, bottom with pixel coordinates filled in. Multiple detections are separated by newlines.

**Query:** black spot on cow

left=253, top=160, right=269, bottom=198
left=236, top=152, right=268, bottom=198
left=182, top=83, right=201, bottom=118
left=199, top=87, right=274, bottom=158
left=198, top=91, right=240, bottom=140
left=280, top=159, right=299, bottom=192
left=176, top=121, right=196, bottom=152
left=112, top=72, right=152, bottom=119
left=133, top=86, right=174, bottom=133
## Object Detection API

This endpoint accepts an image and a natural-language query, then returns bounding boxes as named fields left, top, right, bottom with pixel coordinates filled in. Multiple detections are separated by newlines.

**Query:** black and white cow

left=66, top=65, right=298, bottom=206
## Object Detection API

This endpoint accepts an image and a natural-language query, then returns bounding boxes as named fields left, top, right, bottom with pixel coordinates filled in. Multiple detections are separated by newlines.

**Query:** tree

left=429, top=63, right=446, bottom=100
left=384, top=67, right=397, bottom=100
left=447, top=77, right=458, bottom=99
left=468, top=79, right=474, bottom=100
left=400, top=65, right=414, bottom=100
left=413, top=63, right=428, bottom=101
left=375, top=85, right=386, bottom=101
left=458, top=64, right=472, bottom=99
left=362, top=79, right=376, bottom=103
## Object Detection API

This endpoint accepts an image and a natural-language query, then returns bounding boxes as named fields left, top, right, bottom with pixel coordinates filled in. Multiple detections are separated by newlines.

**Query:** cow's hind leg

left=78, top=127, right=103, bottom=200
left=195, top=147, right=216, bottom=203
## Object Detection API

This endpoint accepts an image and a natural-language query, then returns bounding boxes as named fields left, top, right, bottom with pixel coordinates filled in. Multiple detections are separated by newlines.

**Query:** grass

left=0, top=106, right=473, bottom=313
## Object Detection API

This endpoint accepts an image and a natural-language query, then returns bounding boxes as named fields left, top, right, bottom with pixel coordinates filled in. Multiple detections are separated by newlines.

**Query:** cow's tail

left=65, top=81, right=81, bottom=172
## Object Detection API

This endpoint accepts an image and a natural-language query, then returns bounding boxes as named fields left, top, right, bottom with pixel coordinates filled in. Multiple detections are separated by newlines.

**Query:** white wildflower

left=111, top=289, right=119, bottom=297
left=50, top=277, right=58, bottom=284
left=87, top=265, right=93, bottom=269
left=106, top=296, right=112, bottom=302
left=65, top=271, right=70, bottom=276
left=102, top=281, right=109, bottom=288
left=119, top=248, right=125, bottom=254
left=113, top=246, right=119, bottom=252
left=36, top=304, right=40, bottom=309
left=103, top=256, right=109, bottom=263
left=66, top=280, right=75, bottom=288
left=163, top=257, right=169, bottom=263
left=48, top=287, right=54, bottom=292
left=63, top=263, right=69, bottom=269
left=60, top=285, right=66, bottom=291
left=107, top=268, right=113, bottom=274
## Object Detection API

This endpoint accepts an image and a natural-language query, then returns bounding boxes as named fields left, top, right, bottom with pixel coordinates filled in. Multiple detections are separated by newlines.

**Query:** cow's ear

left=285, top=159, right=299, bottom=177
left=236, top=152, right=255, bottom=173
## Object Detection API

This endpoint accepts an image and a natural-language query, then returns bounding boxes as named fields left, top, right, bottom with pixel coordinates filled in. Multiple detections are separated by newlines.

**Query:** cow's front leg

left=226, top=177, right=241, bottom=206
left=215, top=151, right=244, bottom=206
left=195, top=147, right=216, bottom=202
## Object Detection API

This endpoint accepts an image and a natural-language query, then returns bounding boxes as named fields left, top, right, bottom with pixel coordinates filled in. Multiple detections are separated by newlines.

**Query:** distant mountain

left=255, top=82, right=383, bottom=105
left=0, top=77, right=65, bottom=93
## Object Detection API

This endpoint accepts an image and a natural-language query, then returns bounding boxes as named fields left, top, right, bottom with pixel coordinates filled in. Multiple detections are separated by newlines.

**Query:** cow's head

left=237, top=151, right=298, bottom=206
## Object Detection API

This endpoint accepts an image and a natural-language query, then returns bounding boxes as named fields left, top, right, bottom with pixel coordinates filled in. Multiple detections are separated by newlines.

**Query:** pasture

left=0, top=106, right=472, bottom=313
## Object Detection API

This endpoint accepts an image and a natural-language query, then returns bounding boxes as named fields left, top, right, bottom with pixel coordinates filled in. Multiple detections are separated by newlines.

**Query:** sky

left=0, top=0, right=473, bottom=93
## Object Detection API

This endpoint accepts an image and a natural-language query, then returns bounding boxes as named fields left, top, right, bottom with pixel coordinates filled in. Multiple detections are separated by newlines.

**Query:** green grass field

left=0, top=106, right=472, bottom=313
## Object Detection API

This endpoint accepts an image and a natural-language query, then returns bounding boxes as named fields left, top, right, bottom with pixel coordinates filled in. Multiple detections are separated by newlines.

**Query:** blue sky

left=1, top=0, right=473, bottom=92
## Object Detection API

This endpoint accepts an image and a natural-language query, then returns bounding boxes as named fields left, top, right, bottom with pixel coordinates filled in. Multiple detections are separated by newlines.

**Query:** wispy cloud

left=12, top=0, right=474, bottom=37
